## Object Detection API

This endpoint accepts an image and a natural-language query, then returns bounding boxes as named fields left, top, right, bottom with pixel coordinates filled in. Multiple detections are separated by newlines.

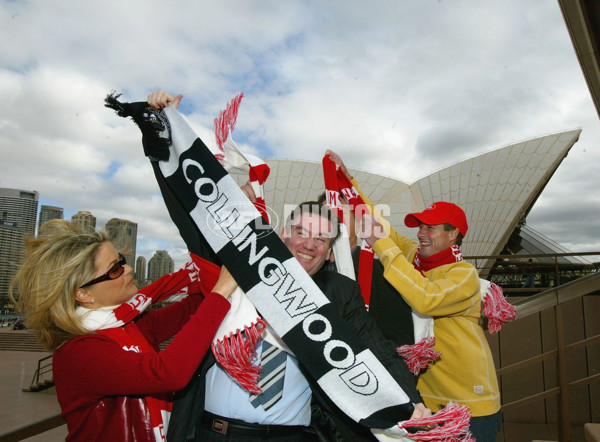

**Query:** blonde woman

left=10, top=220, right=234, bottom=441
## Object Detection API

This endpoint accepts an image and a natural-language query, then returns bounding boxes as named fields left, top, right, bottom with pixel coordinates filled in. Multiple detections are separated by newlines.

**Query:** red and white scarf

left=208, top=94, right=276, bottom=394
left=321, top=156, right=516, bottom=375
left=322, top=155, right=375, bottom=307
left=76, top=254, right=211, bottom=441
left=214, top=93, right=271, bottom=222
left=413, top=244, right=464, bottom=274
left=322, top=156, right=478, bottom=440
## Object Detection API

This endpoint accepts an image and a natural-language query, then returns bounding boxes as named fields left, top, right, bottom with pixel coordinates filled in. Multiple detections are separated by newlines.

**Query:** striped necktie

left=249, top=340, right=287, bottom=410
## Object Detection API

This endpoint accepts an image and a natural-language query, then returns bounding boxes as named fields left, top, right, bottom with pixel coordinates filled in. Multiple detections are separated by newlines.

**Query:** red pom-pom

left=482, top=282, right=517, bottom=334
left=399, top=401, right=474, bottom=441
left=212, top=318, right=266, bottom=394
left=397, top=337, right=441, bottom=375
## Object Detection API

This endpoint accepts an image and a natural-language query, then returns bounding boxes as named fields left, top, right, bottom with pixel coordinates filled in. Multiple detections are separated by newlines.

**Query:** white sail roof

left=230, top=129, right=581, bottom=272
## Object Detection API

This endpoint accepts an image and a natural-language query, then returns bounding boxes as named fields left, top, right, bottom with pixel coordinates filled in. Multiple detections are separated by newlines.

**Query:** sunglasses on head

left=79, top=253, right=126, bottom=288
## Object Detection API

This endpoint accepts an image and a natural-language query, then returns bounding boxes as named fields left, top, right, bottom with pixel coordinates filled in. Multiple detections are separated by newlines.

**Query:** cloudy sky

left=1, top=0, right=599, bottom=270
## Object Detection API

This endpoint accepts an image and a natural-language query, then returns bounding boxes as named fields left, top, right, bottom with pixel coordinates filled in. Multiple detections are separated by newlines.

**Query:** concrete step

left=0, top=331, right=46, bottom=352
left=22, top=380, right=54, bottom=393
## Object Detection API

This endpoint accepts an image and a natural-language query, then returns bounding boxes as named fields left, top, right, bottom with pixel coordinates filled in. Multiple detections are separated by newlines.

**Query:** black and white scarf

left=105, top=94, right=420, bottom=438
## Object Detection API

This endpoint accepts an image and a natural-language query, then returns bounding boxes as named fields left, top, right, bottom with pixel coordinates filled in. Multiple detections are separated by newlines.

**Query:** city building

left=0, top=188, right=39, bottom=307
left=38, top=205, right=63, bottom=234
left=135, top=255, right=147, bottom=284
left=70, top=211, right=96, bottom=233
left=105, top=218, right=138, bottom=274
left=147, top=250, right=174, bottom=282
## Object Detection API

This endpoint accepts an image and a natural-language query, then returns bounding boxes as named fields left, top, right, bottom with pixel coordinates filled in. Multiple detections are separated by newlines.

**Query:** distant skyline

left=2, top=0, right=600, bottom=270
left=0, top=188, right=38, bottom=304
left=40, top=203, right=166, bottom=267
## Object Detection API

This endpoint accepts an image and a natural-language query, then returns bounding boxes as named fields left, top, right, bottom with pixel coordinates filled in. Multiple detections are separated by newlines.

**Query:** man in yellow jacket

left=327, top=150, right=501, bottom=442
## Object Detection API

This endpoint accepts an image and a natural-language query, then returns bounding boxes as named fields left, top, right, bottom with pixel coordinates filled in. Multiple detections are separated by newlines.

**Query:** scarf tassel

left=214, top=93, right=244, bottom=164
left=482, top=282, right=516, bottom=334
left=399, top=401, right=474, bottom=441
left=396, top=337, right=441, bottom=376
left=104, top=92, right=172, bottom=161
left=211, top=318, right=266, bottom=394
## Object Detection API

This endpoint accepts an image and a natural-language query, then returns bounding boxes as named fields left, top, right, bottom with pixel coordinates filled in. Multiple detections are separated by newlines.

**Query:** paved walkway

left=0, top=333, right=67, bottom=441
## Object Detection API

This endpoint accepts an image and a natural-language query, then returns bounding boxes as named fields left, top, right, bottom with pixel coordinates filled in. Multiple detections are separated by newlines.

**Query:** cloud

left=1, top=0, right=599, bottom=270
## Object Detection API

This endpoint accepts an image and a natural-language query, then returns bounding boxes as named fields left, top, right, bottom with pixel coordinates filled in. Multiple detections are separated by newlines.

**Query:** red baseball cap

left=404, top=202, right=468, bottom=236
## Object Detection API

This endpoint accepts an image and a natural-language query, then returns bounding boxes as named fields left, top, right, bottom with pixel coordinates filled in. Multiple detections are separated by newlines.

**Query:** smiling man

left=282, top=203, right=337, bottom=276
left=168, top=200, right=429, bottom=442
left=407, top=201, right=467, bottom=258
left=327, top=153, right=502, bottom=442
left=140, top=91, right=430, bottom=442
left=279, top=202, right=428, bottom=441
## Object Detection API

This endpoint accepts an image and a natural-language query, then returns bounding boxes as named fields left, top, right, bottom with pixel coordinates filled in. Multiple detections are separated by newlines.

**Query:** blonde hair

left=9, top=220, right=108, bottom=351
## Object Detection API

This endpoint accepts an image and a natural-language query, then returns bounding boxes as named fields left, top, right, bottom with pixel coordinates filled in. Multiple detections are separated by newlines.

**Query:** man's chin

left=302, top=265, right=315, bottom=276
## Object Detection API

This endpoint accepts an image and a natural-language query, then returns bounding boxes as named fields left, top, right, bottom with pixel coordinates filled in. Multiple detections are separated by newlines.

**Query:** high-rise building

left=71, top=211, right=96, bottom=233
left=105, top=218, right=138, bottom=274
left=38, top=205, right=64, bottom=233
left=147, top=250, right=174, bottom=282
left=135, top=256, right=147, bottom=283
left=0, top=188, right=39, bottom=307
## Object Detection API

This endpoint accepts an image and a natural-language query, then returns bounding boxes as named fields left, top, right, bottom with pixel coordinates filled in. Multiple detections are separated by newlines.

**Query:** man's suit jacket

left=167, top=270, right=421, bottom=442
left=351, top=248, right=415, bottom=346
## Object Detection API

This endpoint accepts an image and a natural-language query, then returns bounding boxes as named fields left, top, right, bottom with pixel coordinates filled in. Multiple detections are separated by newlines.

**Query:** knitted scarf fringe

left=211, top=317, right=266, bottom=394
left=211, top=95, right=274, bottom=394
left=214, top=93, right=244, bottom=164
left=104, top=91, right=128, bottom=117
left=398, top=401, right=474, bottom=441
left=482, top=282, right=517, bottom=334
left=396, top=337, right=441, bottom=375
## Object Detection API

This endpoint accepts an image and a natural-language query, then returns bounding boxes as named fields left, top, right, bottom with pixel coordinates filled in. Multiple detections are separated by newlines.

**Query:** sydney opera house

left=235, top=128, right=587, bottom=286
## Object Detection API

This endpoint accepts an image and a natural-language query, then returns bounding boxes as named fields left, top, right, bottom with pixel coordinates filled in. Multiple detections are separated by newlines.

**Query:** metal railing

left=23, top=354, right=54, bottom=392
left=465, top=251, right=600, bottom=294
